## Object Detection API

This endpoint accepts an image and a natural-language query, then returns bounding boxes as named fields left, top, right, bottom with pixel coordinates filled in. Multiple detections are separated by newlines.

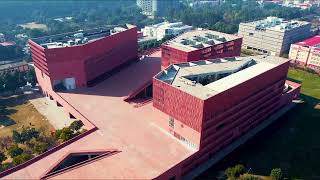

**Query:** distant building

left=0, top=33, right=5, bottom=43
left=0, top=62, right=31, bottom=76
left=136, top=0, right=180, bottom=18
left=142, top=21, right=193, bottom=41
left=161, top=29, right=242, bottom=68
left=238, top=17, right=312, bottom=56
left=0, top=41, right=16, bottom=47
left=53, top=17, right=73, bottom=22
left=289, top=35, right=320, bottom=70
left=189, top=0, right=222, bottom=8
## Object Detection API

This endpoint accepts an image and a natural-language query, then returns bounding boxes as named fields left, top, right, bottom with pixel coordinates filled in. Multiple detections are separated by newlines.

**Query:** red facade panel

left=153, top=78, right=204, bottom=132
left=161, top=38, right=242, bottom=68
left=29, top=26, right=138, bottom=88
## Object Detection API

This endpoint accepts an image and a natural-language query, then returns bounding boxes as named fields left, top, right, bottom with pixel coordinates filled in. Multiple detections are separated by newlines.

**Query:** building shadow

left=58, top=56, right=161, bottom=98
left=0, top=95, right=30, bottom=127
left=196, top=94, right=320, bottom=180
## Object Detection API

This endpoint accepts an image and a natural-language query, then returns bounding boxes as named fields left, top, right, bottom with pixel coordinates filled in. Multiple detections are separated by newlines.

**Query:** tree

left=12, top=128, right=39, bottom=144
left=12, top=153, right=32, bottom=166
left=56, top=127, right=74, bottom=142
left=7, top=144, right=23, bottom=157
left=25, top=69, right=37, bottom=86
left=225, top=164, right=246, bottom=179
left=32, top=141, right=48, bottom=154
left=270, top=168, right=283, bottom=180
left=69, top=120, right=84, bottom=131
left=0, top=151, right=7, bottom=164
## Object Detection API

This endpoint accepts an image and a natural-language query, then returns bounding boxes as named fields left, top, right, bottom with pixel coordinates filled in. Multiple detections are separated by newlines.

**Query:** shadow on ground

left=197, top=94, right=320, bottom=180
left=0, top=95, right=29, bottom=127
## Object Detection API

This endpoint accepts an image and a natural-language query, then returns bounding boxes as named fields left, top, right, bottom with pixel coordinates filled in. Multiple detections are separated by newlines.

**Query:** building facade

left=29, top=25, right=138, bottom=90
left=0, top=62, right=31, bottom=76
left=289, top=35, right=320, bottom=70
left=153, top=55, right=301, bottom=177
left=142, top=21, right=193, bottom=41
left=136, top=0, right=180, bottom=18
left=238, top=17, right=312, bottom=56
left=161, top=29, right=242, bottom=68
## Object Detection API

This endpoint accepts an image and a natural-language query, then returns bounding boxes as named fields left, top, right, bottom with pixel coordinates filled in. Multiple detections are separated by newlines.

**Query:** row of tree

left=0, top=120, right=84, bottom=172
left=0, top=69, right=37, bottom=94
left=224, top=164, right=283, bottom=180
left=165, top=0, right=318, bottom=34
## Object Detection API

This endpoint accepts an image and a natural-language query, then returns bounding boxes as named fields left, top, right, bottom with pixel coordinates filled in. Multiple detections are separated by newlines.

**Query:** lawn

left=198, top=68, right=320, bottom=179
left=0, top=94, right=54, bottom=138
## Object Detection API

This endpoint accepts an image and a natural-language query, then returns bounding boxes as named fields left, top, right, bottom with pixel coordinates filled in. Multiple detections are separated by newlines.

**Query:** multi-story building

left=0, top=62, right=31, bottom=76
left=28, top=24, right=138, bottom=90
left=142, top=21, right=193, bottom=41
left=289, top=35, right=320, bottom=70
left=0, top=33, right=5, bottom=42
left=161, top=29, right=242, bottom=68
left=153, top=56, right=300, bottom=178
left=238, top=17, right=312, bottom=56
left=2, top=24, right=301, bottom=179
left=136, top=0, right=180, bottom=18
left=188, top=0, right=222, bottom=8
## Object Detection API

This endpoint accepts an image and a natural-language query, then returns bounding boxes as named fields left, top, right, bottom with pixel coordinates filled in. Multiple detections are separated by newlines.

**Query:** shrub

left=0, top=162, right=13, bottom=172
left=7, top=144, right=23, bottom=157
left=0, top=151, right=7, bottom=164
left=240, top=174, right=261, bottom=180
left=270, top=168, right=283, bottom=180
left=57, top=127, right=74, bottom=142
left=225, top=164, right=246, bottom=179
left=69, top=120, right=84, bottom=131
left=32, top=141, right=48, bottom=154
left=12, top=153, right=32, bottom=166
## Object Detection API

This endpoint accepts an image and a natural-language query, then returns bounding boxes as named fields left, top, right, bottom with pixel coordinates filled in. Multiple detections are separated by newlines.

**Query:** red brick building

left=2, top=27, right=301, bottom=179
left=161, top=30, right=242, bottom=68
left=153, top=56, right=301, bottom=177
left=29, top=24, right=138, bottom=89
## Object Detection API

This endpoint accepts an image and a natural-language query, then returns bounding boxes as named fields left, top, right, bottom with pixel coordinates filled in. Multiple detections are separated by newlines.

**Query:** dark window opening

left=56, top=101, right=63, bottom=107
left=42, top=151, right=118, bottom=179
left=216, top=123, right=225, bottom=131
left=69, top=113, right=76, bottom=119
left=169, top=117, right=174, bottom=128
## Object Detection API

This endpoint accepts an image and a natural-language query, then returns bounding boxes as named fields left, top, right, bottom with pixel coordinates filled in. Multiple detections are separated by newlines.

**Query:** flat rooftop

left=5, top=51, right=194, bottom=179
left=155, top=55, right=289, bottom=100
left=164, top=29, right=241, bottom=52
left=31, top=24, right=134, bottom=49
left=241, top=16, right=310, bottom=32
left=295, top=35, right=320, bottom=48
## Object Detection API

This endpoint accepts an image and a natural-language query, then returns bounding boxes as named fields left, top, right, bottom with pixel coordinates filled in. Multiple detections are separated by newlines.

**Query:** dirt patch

left=0, top=94, right=55, bottom=138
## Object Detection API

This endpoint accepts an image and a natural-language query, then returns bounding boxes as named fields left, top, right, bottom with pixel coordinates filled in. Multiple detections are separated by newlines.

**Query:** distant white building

left=54, top=17, right=73, bottom=22
left=142, top=22, right=193, bottom=41
left=0, top=33, right=5, bottom=43
left=189, top=0, right=222, bottom=8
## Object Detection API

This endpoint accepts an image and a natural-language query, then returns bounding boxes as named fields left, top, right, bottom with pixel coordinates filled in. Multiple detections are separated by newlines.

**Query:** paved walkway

left=30, top=96, right=73, bottom=129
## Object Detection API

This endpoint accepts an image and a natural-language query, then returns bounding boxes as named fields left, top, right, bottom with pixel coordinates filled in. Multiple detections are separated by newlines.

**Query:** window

left=216, top=123, right=225, bottom=131
left=169, top=117, right=174, bottom=128
left=249, top=32, right=254, bottom=36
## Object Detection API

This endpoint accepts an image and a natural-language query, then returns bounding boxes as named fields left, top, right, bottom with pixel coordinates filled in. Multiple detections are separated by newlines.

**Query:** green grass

left=287, top=68, right=320, bottom=99
left=198, top=68, right=320, bottom=180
